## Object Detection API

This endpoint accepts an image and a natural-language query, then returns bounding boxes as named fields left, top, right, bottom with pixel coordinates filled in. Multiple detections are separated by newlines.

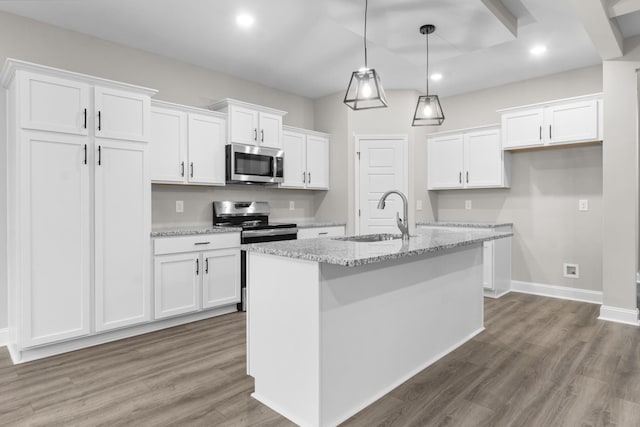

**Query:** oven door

left=226, top=144, right=284, bottom=184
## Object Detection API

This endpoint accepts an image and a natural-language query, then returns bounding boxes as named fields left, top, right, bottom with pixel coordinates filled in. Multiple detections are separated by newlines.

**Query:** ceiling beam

left=481, top=0, right=518, bottom=37
left=607, top=0, right=640, bottom=18
left=567, top=0, right=624, bottom=59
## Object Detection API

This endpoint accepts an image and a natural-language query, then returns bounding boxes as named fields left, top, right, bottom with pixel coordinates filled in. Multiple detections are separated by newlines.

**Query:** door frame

left=354, top=134, right=409, bottom=235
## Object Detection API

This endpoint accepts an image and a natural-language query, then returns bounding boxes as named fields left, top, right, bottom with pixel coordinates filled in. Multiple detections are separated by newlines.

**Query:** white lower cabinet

left=297, top=226, right=345, bottom=239
left=153, top=233, right=241, bottom=320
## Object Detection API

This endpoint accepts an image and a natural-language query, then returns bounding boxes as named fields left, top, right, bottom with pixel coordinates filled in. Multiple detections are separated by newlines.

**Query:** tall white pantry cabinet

left=1, top=60, right=156, bottom=358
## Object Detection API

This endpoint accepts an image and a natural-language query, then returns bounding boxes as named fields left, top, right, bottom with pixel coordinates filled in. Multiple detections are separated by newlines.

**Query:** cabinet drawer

left=154, top=233, right=240, bottom=255
left=298, top=226, right=345, bottom=239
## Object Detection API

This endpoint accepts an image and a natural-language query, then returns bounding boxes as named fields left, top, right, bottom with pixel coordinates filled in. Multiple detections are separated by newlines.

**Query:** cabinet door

left=202, top=249, right=241, bottom=309
left=482, top=241, right=495, bottom=290
left=259, top=112, right=283, bottom=149
left=306, top=135, right=330, bottom=189
left=94, top=86, right=150, bottom=142
left=229, top=105, right=259, bottom=145
left=20, top=132, right=91, bottom=347
left=150, top=106, right=187, bottom=183
left=281, top=131, right=306, bottom=188
left=464, top=129, right=503, bottom=188
left=19, top=71, right=90, bottom=136
left=427, top=134, right=464, bottom=189
left=501, top=108, right=544, bottom=149
left=545, top=100, right=598, bottom=145
left=94, top=140, right=150, bottom=331
left=187, top=113, right=226, bottom=185
left=154, top=253, right=201, bottom=319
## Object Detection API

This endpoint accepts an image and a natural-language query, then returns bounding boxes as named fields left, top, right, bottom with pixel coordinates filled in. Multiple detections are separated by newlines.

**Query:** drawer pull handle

left=205, top=258, right=209, bottom=274
left=194, top=242, right=210, bottom=245
left=318, top=232, right=329, bottom=235
left=196, top=258, right=199, bottom=275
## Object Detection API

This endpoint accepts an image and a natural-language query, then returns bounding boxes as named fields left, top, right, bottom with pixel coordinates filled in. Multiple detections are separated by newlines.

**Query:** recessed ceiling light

left=236, top=13, right=254, bottom=29
left=430, top=73, right=443, bottom=81
left=530, top=45, right=547, bottom=56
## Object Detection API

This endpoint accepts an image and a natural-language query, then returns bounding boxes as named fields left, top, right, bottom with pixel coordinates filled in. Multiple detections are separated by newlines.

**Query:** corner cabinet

left=150, top=100, right=226, bottom=185
left=2, top=60, right=156, bottom=357
left=153, top=233, right=241, bottom=320
left=281, top=126, right=330, bottom=190
left=499, top=94, right=602, bottom=150
left=208, top=98, right=287, bottom=149
left=427, top=125, right=510, bottom=190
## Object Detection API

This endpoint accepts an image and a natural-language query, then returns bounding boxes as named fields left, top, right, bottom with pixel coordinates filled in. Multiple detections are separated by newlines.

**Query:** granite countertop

left=295, top=221, right=346, bottom=229
left=244, top=228, right=512, bottom=267
left=417, top=221, right=513, bottom=229
left=151, top=225, right=242, bottom=237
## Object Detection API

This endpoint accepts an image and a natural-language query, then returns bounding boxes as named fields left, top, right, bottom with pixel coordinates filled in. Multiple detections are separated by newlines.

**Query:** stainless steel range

left=213, top=201, right=297, bottom=311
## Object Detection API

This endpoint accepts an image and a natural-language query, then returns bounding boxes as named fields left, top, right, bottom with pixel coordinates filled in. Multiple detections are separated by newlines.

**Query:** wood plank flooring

left=1, top=293, right=640, bottom=426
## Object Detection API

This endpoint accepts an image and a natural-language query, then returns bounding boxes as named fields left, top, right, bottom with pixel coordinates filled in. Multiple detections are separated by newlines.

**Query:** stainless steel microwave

left=226, top=143, right=284, bottom=184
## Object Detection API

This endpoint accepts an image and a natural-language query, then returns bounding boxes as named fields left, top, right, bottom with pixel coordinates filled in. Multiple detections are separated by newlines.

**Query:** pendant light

left=412, top=24, right=444, bottom=126
left=343, top=0, right=388, bottom=110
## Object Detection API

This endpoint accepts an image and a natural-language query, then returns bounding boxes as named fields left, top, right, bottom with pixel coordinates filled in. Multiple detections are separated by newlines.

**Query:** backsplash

left=152, top=184, right=321, bottom=228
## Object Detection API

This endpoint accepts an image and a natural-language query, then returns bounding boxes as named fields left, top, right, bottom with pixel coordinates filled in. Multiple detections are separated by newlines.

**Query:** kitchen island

left=244, top=228, right=512, bottom=427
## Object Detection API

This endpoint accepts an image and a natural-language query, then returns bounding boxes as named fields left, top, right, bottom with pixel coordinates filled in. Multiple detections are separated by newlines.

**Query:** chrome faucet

left=377, top=190, right=410, bottom=242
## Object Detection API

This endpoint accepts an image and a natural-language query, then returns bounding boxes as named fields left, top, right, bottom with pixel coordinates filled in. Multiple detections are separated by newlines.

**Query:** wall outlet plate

left=579, top=200, right=589, bottom=211
left=563, top=263, right=579, bottom=278
left=465, top=200, right=472, bottom=210
left=289, top=201, right=295, bottom=211
left=416, top=200, right=423, bottom=211
left=176, top=200, right=184, bottom=213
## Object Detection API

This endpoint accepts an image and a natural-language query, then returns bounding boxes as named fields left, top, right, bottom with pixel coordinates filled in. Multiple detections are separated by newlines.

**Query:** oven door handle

left=242, top=228, right=298, bottom=238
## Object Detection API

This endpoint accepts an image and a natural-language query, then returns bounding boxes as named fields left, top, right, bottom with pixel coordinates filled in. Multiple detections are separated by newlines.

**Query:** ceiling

left=0, top=0, right=613, bottom=99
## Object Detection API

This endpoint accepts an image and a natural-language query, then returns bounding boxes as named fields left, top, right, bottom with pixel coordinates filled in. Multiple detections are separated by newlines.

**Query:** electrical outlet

left=563, top=263, right=579, bottom=279
left=176, top=200, right=184, bottom=213
left=579, top=199, right=589, bottom=211
left=416, top=200, right=423, bottom=211
left=289, top=201, right=295, bottom=211
left=465, top=200, right=472, bottom=210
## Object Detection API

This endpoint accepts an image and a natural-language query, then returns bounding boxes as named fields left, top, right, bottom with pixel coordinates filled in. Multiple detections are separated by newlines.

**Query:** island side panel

left=319, top=245, right=484, bottom=426
left=247, top=252, right=321, bottom=427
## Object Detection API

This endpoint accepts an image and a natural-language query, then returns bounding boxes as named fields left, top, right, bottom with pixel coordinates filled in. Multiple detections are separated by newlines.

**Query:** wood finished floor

left=2, top=293, right=640, bottom=426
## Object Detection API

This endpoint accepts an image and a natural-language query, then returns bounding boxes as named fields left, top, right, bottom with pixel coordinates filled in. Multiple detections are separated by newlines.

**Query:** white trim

left=598, top=305, right=640, bottom=326
left=511, top=280, right=603, bottom=304
left=0, top=328, right=8, bottom=347
left=426, top=123, right=500, bottom=138
left=354, top=134, right=409, bottom=235
left=496, top=93, right=603, bottom=113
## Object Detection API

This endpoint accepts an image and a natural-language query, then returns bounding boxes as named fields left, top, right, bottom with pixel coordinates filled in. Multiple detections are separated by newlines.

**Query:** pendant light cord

left=364, top=0, right=368, bottom=69
left=425, top=30, right=429, bottom=95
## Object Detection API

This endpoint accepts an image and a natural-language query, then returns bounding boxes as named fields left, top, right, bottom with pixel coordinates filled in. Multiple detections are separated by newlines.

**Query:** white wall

left=0, top=76, right=6, bottom=334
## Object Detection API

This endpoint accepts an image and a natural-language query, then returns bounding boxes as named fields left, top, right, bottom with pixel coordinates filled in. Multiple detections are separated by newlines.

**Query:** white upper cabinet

left=94, top=86, right=150, bottom=142
left=428, top=125, right=510, bottom=190
left=500, top=94, right=602, bottom=150
left=281, top=127, right=330, bottom=190
left=19, top=71, right=90, bottom=136
left=149, top=101, right=226, bottom=186
left=208, top=98, right=286, bottom=150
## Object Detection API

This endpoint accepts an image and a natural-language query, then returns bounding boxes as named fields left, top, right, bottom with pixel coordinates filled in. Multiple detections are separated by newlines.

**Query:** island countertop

left=243, top=227, right=512, bottom=267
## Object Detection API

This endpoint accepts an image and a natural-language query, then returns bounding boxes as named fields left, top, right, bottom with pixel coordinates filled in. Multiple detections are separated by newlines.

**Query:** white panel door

left=150, top=106, right=187, bottom=183
left=187, top=113, right=226, bottom=185
left=229, top=105, right=259, bottom=145
left=94, top=141, right=150, bottom=331
left=259, top=112, right=283, bottom=149
left=501, top=108, right=544, bottom=149
left=202, top=249, right=241, bottom=309
left=20, top=71, right=90, bottom=136
left=20, top=132, right=90, bottom=347
left=94, top=86, right=150, bottom=142
left=545, top=100, right=598, bottom=145
left=281, top=131, right=306, bottom=188
left=464, top=129, right=503, bottom=188
left=306, top=136, right=330, bottom=190
left=154, top=253, right=201, bottom=319
left=427, top=134, right=464, bottom=189
left=358, top=137, right=407, bottom=235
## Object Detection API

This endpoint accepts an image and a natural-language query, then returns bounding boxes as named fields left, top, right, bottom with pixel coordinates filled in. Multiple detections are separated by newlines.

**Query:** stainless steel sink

left=332, top=233, right=405, bottom=243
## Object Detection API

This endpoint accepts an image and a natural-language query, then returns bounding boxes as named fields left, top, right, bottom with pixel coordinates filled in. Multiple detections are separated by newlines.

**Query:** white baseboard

left=0, top=328, right=8, bottom=347
left=599, top=305, right=640, bottom=326
left=511, top=280, right=603, bottom=304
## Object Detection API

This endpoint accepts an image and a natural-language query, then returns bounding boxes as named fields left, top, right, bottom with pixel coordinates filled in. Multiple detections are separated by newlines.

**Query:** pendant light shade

left=344, top=0, right=388, bottom=110
left=412, top=24, right=444, bottom=126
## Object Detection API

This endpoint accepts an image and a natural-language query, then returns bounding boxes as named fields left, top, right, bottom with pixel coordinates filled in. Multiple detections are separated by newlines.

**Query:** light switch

left=465, top=200, right=472, bottom=210
left=289, top=201, right=295, bottom=211
left=176, top=201, right=184, bottom=213
left=578, top=200, right=588, bottom=211
left=416, top=200, right=423, bottom=211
